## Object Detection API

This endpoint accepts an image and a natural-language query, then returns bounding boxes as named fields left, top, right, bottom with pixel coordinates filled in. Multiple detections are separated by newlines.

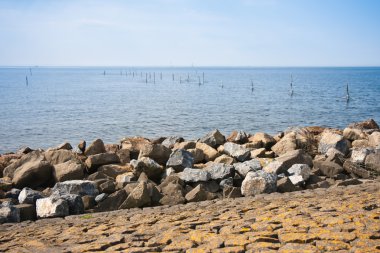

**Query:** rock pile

left=0, top=119, right=379, bottom=223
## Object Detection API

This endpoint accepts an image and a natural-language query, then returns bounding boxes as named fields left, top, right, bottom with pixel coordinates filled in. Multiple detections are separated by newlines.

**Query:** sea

left=0, top=67, right=379, bottom=153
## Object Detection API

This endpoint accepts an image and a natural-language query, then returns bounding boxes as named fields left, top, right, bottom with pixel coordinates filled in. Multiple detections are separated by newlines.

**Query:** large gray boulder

left=84, top=139, right=106, bottom=156
left=59, top=194, right=84, bottom=215
left=95, top=189, right=127, bottom=212
left=287, top=164, right=311, bottom=185
left=166, top=149, right=194, bottom=172
left=318, top=131, right=350, bottom=155
left=365, top=152, right=380, bottom=173
left=223, top=142, right=251, bottom=162
left=263, top=149, right=313, bottom=175
left=204, top=163, right=234, bottom=180
left=138, top=144, right=171, bottom=166
left=0, top=202, right=20, bottom=223
left=234, top=159, right=262, bottom=177
left=227, top=131, right=249, bottom=144
left=199, top=129, right=226, bottom=148
left=178, top=168, right=210, bottom=183
left=351, top=148, right=374, bottom=164
left=52, top=180, right=98, bottom=196
left=85, top=153, right=120, bottom=172
left=18, top=187, right=43, bottom=204
left=159, top=175, right=186, bottom=205
left=53, top=160, right=84, bottom=182
left=36, top=196, right=69, bottom=218
left=138, top=157, right=164, bottom=181
left=120, top=182, right=151, bottom=209
left=241, top=170, right=277, bottom=196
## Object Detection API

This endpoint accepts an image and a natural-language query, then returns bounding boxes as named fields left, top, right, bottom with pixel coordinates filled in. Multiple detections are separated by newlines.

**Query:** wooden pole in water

left=198, top=76, right=201, bottom=85
left=103, top=70, right=106, bottom=75
left=29, top=68, right=32, bottom=76
left=145, top=73, right=148, bottom=83
left=172, top=74, right=174, bottom=81
left=154, top=73, right=156, bottom=84
left=160, top=72, right=162, bottom=80
left=25, top=76, right=28, bottom=86
left=202, top=72, right=205, bottom=84
left=187, top=73, right=189, bottom=82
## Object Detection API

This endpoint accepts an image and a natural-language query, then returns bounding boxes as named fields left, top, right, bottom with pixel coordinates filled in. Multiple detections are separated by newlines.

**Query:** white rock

left=36, top=197, right=69, bottom=218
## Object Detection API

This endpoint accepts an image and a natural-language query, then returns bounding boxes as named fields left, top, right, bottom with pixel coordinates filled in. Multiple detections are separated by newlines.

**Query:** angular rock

left=365, top=152, right=380, bottom=173
left=343, top=160, right=371, bottom=179
left=12, top=160, right=53, bottom=189
left=234, top=159, right=262, bottom=177
left=138, top=143, right=171, bottom=166
left=352, top=139, right=369, bottom=148
left=5, top=188, right=21, bottom=199
left=115, top=172, right=136, bottom=188
left=84, top=139, right=106, bottom=156
left=219, top=177, right=234, bottom=189
left=343, top=128, right=366, bottom=141
left=95, top=189, right=127, bottom=212
left=95, top=193, right=108, bottom=203
left=263, top=149, right=313, bottom=175
left=271, top=132, right=297, bottom=156
left=249, top=132, right=276, bottom=149
left=241, top=170, right=277, bottom=196
left=53, top=180, right=98, bottom=196
left=195, top=142, right=219, bottom=162
left=166, top=149, right=194, bottom=172
left=199, top=129, right=226, bottom=148
left=116, top=149, right=130, bottom=164
left=121, top=137, right=151, bottom=159
left=313, top=161, right=344, bottom=178
left=98, top=164, right=133, bottom=179
left=120, top=182, right=151, bottom=209
left=139, top=157, right=164, bottom=181
left=188, top=148, right=205, bottom=164
left=214, top=154, right=235, bottom=165
left=36, top=197, right=69, bottom=218
left=250, top=148, right=266, bottom=158
left=82, top=195, right=95, bottom=210
left=277, top=177, right=298, bottom=193
left=55, top=142, right=73, bottom=151
left=18, top=187, right=42, bottom=204
left=325, top=148, right=345, bottom=165
left=195, top=180, right=220, bottom=193
left=318, top=131, right=350, bottom=155
left=146, top=183, right=163, bottom=205
left=348, top=118, right=379, bottom=130
left=351, top=148, right=373, bottom=163
left=203, top=163, right=234, bottom=180
left=185, top=184, right=208, bottom=202
left=162, top=136, right=184, bottom=149
left=60, top=194, right=84, bottom=215
left=173, top=141, right=196, bottom=150
left=53, top=160, right=84, bottom=182
left=288, top=164, right=311, bottom=183
left=85, top=153, right=120, bottom=172
left=99, top=180, right=116, bottom=194
left=368, top=132, right=380, bottom=147
left=3, top=150, right=44, bottom=179
left=0, top=203, right=20, bottom=223
left=223, top=186, right=242, bottom=198
left=227, top=130, right=249, bottom=144
left=178, top=168, right=210, bottom=183
left=15, top=203, right=36, bottom=221
left=223, top=142, right=251, bottom=162
left=77, top=140, right=86, bottom=153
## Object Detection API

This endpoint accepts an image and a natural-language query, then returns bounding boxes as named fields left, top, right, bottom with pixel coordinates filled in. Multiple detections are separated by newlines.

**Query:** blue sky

left=0, top=0, right=379, bottom=66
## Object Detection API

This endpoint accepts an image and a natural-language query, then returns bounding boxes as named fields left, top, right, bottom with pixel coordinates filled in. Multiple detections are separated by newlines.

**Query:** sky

left=0, top=0, right=379, bottom=66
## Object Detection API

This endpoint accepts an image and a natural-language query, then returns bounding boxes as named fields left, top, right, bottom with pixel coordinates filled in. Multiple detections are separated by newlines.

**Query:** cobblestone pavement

left=0, top=181, right=379, bottom=253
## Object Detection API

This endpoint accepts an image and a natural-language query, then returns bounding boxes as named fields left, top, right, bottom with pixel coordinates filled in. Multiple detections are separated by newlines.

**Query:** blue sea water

left=0, top=67, right=379, bottom=153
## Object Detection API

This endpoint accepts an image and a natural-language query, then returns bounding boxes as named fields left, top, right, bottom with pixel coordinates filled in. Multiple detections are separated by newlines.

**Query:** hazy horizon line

left=1, top=65, right=380, bottom=68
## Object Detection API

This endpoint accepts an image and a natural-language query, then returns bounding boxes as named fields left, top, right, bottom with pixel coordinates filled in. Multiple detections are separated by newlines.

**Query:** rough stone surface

left=12, top=160, right=53, bottom=189
left=249, top=132, right=276, bottom=149
left=84, top=139, right=106, bottom=156
left=234, top=159, right=262, bottom=177
left=94, top=190, right=127, bottom=212
left=287, top=164, right=311, bottom=185
left=351, top=148, right=373, bottom=164
left=185, top=185, right=208, bottom=202
left=204, top=163, right=234, bottom=180
left=343, top=128, right=366, bottom=141
left=368, top=131, right=380, bottom=147
left=18, top=187, right=42, bottom=204
left=53, top=160, right=84, bottom=182
left=53, top=180, right=98, bottom=197
left=138, top=144, right=171, bottom=166
left=241, top=170, right=277, bottom=196
left=271, top=132, right=297, bottom=156
left=119, top=182, right=151, bottom=209
left=187, top=148, right=205, bottom=164
left=343, top=160, right=371, bottom=179
left=3, top=151, right=44, bottom=179
left=44, top=149, right=77, bottom=165
left=263, top=149, right=313, bottom=175
left=85, top=153, right=120, bottom=171
left=0, top=203, right=20, bottom=223
left=35, top=196, right=69, bottom=218
left=223, top=142, right=251, bottom=162
left=59, top=194, right=84, bottom=215
left=115, top=172, right=136, bottom=188
left=348, top=118, right=379, bottom=129
left=0, top=182, right=379, bottom=252
left=199, top=129, right=226, bottom=148
left=214, top=154, right=235, bottom=165
left=162, top=136, right=184, bottom=149
left=166, top=149, right=194, bottom=172
left=178, top=168, right=211, bottom=182
left=227, top=130, right=249, bottom=144
left=313, top=161, right=344, bottom=178
left=365, top=152, right=380, bottom=173
left=318, top=131, right=350, bottom=155
left=276, top=177, right=298, bottom=193
left=195, top=142, right=219, bottom=162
